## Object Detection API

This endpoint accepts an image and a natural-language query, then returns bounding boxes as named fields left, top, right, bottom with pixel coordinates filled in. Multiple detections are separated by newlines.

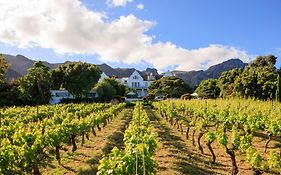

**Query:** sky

left=0, top=0, right=281, bottom=71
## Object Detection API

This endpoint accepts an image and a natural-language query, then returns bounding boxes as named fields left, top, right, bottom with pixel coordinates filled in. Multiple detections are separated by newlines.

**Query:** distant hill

left=3, top=54, right=160, bottom=81
left=3, top=54, right=61, bottom=81
left=170, top=59, right=247, bottom=88
left=2, top=54, right=247, bottom=86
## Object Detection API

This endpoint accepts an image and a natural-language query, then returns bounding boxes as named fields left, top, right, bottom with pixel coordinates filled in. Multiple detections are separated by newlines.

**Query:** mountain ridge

left=2, top=54, right=247, bottom=87
left=171, top=58, right=247, bottom=87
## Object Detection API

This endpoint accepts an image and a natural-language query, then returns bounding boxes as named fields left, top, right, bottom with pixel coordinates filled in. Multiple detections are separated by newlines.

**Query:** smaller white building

left=49, top=90, right=74, bottom=104
left=49, top=90, right=98, bottom=104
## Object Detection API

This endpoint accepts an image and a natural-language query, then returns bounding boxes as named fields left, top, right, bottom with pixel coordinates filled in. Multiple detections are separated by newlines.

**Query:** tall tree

left=218, top=68, right=243, bottom=97
left=19, top=61, right=51, bottom=105
left=276, top=71, right=281, bottom=102
left=103, top=77, right=126, bottom=96
left=247, top=55, right=277, bottom=71
left=195, top=79, right=220, bottom=98
left=148, top=76, right=191, bottom=98
left=94, top=77, right=126, bottom=102
left=53, top=62, right=101, bottom=98
left=0, top=54, right=9, bottom=83
left=95, top=81, right=117, bottom=102
left=232, top=55, right=278, bottom=100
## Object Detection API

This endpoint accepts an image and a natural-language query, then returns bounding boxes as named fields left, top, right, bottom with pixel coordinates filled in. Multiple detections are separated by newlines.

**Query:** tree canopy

left=197, top=55, right=279, bottom=100
left=148, top=76, right=192, bottom=98
left=94, top=77, right=126, bottom=102
left=218, top=68, right=243, bottom=97
left=19, top=61, right=51, bottom=105
left=52, top=62, right=101, bottom=98
left=0, top=54, right=9, bottom=83
left=195, top=79, right=220, bottom=98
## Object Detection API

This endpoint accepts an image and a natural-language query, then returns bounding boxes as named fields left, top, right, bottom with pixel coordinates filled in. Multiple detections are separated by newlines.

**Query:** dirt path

left=41, top=108, right=132, bottom=175
left=146, top=108, right=229, bottom=175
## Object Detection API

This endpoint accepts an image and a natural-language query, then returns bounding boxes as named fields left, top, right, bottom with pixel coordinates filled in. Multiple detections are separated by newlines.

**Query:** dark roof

left=97, top=63, right=160, bottom=80
left=115, top=68, right=136, bottom=78
left=97, top=64, right=121, bottom=77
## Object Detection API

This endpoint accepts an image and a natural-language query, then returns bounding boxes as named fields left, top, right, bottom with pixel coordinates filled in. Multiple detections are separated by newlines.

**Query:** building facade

left=100, top=70, right=156, bottom=97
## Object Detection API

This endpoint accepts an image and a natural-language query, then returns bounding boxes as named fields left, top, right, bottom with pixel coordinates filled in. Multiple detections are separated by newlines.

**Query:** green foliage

left=103, top=77, right=126, bottom=97
left=148, top=76, right=191, bottom=98
left=245, top=147, right=263, bottom=169
left=0, top=103, right=125, bottom=174
left=97, top=103, right=157, bottom=175
left=218, top=68, right=243, bottom=97
left=205, top=131, right=216, bottom=142
left=19, top=61, right=51, bottom=105
left=248, top=55, right=277, bottom=71
left=195, top=79, right=220, bottom=98
left=52, top=62, right=101, bottom=98
left=233, top=67, right=277, bottom=100
left=95, top=77, right=126, bottom=102
left=0, top=81, right=23, bottom=106
left=51, top=67, right=65, bottom=89
left=200, top=55, right=279, bottom=100
left=0, top=54, right=9, bottom=83
left=268, top=150, right=281, bottom=173
left=95, top=80, right=117, bottom=102
left=276, top=73, right=281, bottom=102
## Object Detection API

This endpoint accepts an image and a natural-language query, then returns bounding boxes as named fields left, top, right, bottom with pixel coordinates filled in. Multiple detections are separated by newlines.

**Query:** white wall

left=99, top=72, right=109, bottom=82
left=98, top=70, right=154, bottom=97
left=127, top=70, right=144, bottom=89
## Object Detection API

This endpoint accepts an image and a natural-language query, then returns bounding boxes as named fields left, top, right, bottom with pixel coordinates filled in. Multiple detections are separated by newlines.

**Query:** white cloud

left=107, top=0, right=133, bottom=7
left=136, top=3, right=144, bottom=10
left=0, top=0, right=251, bottom=71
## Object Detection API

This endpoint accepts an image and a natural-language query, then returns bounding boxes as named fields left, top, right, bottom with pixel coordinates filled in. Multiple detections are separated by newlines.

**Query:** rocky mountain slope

left=172, top=59, right=247, bottom=87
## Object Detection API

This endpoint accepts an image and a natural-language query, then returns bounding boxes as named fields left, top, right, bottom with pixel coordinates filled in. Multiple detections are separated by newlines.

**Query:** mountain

left=3, top=54, right=62, bottom=81
left=170, top=59, right=247, bottom=88
left=2, top=54, right=247, bottom=87
left=3, top=54, right=160, bottom=81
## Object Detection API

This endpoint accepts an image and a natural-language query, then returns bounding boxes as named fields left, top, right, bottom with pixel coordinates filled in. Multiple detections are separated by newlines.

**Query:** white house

left=98, top=67, right=159, bottom=98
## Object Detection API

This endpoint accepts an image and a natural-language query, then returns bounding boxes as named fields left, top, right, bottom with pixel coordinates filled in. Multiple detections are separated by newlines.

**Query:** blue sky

left=0, top=0, right=280, bottom=71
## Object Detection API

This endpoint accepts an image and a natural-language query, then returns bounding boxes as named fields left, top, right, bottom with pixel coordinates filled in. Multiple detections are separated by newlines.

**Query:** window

left=133, top=75, right=139, bottom=80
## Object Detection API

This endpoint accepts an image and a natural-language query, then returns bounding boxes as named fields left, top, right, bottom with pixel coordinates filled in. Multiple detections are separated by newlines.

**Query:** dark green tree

left=232, top=55, right=278, bottom=100
left=19, top=61, right=51, bottom=105
left=53, top=62, right=101, bottom=98
left=0, top=54, right=9, bottom=83
left=103, top=77, right=126, bottom=97
left=0, top=81, right=23, bottom=106
left=94, top=77, right=126, bottom=102
left=247, top=55, right=277, bottom=71
left=148, top=76, right=191, bottom=98
left=276, top=71, right=281, bottom=102
left=195, top=79, right=220, bottom=98
left=51, top=67, right=65, bottom=89
left=95, top=80, right=116, bottom=102
left=218, top=68, right=243, bottom=97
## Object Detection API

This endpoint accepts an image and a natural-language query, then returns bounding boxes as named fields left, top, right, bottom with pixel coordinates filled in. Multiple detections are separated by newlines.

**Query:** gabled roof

left=115, top=68, right=136, bottom=78
left=97, top=64, right=160, bottom=80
